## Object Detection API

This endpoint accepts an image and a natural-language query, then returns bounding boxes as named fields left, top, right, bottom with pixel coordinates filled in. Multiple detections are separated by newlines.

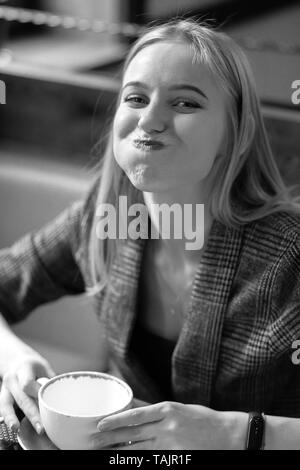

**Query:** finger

left=17, top=364, right=40, bottom=398
left=36, top=361, right=56, bottom=380
left=9, top=382, right=43, bottom=434
left=0, top=386, right=20, bottom=432
left=97, top=421, right=157, bottom=447
left=98, top=403, right=164, bottom=431
left=18, top=360, right=56, bottom=398
left=113, top=439, right=153, bottom=450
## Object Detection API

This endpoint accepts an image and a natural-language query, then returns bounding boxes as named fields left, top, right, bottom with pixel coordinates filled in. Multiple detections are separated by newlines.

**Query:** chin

left=126, top=164, right=158, bottom=191
left=129, top=177, right=157, bottom=192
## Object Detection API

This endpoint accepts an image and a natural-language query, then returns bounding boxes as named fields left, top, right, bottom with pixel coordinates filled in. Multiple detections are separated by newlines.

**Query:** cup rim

left=38, top=371, right=133, bottom=418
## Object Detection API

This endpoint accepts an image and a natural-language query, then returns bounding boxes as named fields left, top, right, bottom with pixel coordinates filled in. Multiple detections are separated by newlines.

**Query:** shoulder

left=243, top=210, right=300, bottom=256
left=238, top=212, right=300, bottom=313
left=241, top=212, right=300, bottom=307
left=258, top=210, right=300, bottom=237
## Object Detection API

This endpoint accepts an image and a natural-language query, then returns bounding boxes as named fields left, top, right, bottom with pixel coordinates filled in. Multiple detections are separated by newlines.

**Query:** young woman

left=0, top=19, right=300, bottom=450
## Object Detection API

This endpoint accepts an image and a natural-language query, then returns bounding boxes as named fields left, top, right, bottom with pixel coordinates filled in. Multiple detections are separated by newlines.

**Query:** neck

left=143, top=183, right=213, bottom=267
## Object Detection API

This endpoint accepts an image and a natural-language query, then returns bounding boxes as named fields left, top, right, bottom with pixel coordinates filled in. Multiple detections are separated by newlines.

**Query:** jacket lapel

left=172, top=219, right=244, bottom=405
left=102, top=237, right=166, bottom=402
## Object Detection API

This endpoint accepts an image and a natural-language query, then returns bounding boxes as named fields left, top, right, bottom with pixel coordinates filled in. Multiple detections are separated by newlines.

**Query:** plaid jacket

left=1, top=182, right=300, bottom=416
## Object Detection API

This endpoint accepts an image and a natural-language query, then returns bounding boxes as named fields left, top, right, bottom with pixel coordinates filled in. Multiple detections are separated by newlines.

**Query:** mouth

left=132, top=138, right=166, bottom=151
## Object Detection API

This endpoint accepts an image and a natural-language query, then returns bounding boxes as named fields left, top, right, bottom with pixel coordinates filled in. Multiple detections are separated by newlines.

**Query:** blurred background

left=0, top=0, right=299, bottom=374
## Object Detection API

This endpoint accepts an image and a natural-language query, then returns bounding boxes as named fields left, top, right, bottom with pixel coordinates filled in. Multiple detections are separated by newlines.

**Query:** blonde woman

left=0, top=19, right=300, bottom=450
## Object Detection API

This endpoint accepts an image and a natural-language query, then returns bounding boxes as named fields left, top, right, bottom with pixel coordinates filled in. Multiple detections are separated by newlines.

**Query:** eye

left=123, top=94, right=148, bottom=107
left=173, top=99, right=202, bottom=111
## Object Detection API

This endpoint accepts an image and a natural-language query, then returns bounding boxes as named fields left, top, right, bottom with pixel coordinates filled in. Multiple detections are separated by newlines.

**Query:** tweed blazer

left=0, top=181, right=300, bottom=416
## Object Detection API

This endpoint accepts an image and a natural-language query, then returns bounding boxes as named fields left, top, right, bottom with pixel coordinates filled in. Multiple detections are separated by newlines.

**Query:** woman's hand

left=96, top=401, right=248, bottom=450
left=0, top=353, right=55, bottom=434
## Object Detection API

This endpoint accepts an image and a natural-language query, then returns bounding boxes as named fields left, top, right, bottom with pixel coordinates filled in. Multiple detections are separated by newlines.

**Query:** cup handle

left=37, top=377, right=50, bottom=387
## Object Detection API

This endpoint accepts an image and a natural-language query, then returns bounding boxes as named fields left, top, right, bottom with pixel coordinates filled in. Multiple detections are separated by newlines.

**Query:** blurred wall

left=0, top=152, right=109, bottom=374
left=44, top=0, right=124, bottom=23
left=147, top=0, right=229, bottom=17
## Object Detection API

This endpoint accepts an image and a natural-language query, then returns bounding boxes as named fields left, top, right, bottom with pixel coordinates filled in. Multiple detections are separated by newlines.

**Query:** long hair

left=87, top=18, right=300, bottom=295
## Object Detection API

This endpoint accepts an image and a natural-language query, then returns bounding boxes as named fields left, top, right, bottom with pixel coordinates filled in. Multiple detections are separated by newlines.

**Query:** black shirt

left=131, top=322, right=176, bottom=400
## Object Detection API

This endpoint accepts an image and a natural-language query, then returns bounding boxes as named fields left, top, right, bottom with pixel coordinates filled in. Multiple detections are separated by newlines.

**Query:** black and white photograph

left=0, top=0, right=300, bottom=454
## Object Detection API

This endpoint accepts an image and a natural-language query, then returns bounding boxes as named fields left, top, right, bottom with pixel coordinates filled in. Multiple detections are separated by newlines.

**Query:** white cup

left=37, top=371, right=133, bottom=450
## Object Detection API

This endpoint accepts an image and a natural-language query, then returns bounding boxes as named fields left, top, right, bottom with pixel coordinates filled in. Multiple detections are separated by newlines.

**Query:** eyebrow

left=122, top=81, right=208, bottom=100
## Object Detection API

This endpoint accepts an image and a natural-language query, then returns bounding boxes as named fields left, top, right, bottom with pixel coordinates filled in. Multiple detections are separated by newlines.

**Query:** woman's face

left=113, top=41, right=227, bottom=193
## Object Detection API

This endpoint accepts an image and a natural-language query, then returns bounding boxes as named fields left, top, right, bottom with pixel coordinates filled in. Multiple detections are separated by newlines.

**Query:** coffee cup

left=37, top=371, right=133, bottom=450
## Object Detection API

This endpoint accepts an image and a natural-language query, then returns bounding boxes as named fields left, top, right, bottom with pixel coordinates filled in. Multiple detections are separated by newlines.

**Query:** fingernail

left=9, top=422, right=19, bottom=433
left=35, top=422, right=43, bottom=435
left=97, top=420, right=108, bottom=431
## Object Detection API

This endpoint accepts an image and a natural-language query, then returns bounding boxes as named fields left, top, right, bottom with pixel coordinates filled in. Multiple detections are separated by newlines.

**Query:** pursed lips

left=132, top=138, right=167, bottom=151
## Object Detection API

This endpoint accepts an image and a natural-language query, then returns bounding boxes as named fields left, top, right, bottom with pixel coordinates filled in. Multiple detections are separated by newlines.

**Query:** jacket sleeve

left=269, top=230, right=300, bottom=354
left=0, top=199, right=86, bottom=324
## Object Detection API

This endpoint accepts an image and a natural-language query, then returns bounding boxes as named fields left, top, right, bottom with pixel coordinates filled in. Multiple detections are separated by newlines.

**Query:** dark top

left=131, top=323, right=176, bottom=400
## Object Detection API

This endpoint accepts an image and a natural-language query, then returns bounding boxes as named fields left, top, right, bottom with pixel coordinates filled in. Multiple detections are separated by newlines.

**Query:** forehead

left=123, top=41, right=213, bottom=88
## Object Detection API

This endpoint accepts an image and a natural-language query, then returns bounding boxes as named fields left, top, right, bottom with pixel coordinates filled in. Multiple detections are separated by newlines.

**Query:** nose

left=137, top=101, right=168, bottom=134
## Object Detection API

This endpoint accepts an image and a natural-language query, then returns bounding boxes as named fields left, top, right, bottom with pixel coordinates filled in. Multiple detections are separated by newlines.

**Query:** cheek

left=113, top=108, right=136, bottom=141
left=181, top=115, right=225, bottom=155
left=113, top=110, right=137, bottom=171
left=174, top=114, right=226, bottom=179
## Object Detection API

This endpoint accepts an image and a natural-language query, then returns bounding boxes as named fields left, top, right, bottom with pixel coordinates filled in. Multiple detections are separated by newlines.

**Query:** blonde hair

left=87, top=18, right=300, bottom=295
